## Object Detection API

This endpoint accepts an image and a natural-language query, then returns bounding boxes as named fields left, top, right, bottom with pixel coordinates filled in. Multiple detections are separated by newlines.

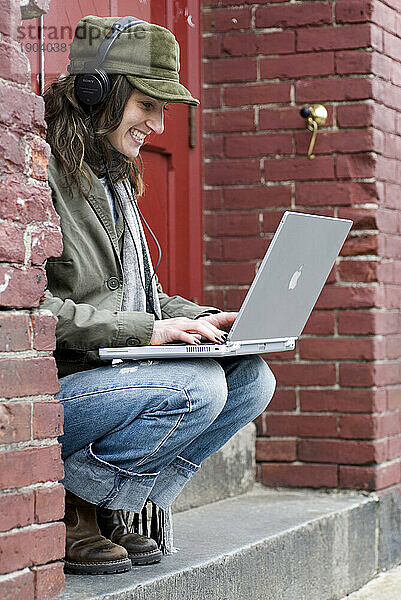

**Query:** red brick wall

left=0, top=1, right=65, bottom=597
left=202, top=0, right=401, bottom=492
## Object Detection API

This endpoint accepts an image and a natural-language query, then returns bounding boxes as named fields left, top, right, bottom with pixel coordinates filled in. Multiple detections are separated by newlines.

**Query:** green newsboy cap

left=68, top=15, right=199, bottom=106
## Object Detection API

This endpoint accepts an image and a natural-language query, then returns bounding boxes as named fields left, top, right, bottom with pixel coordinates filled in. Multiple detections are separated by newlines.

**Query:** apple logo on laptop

left=288, top=265, right=303, bottom=290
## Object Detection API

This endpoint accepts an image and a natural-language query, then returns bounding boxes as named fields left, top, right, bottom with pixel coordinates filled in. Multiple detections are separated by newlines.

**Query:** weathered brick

left=0, top=265, right=47, bottom=308
left=295, top=181, right=380, bottom=207
left=33, top=401, right=63, bottom=440
left=261, top=52, right=335, bottom=79
left=0, top=39, right=29, bottom=85
left=266, top=389, right=297, bottom=412
left=0, top=357, right=59, bottom=398
left=0, top=126, right=25, bottom=168
left=299, top=389, right=385, bottom=414
left=29, top=135, right=50, bottom=181
left=202, top=87, right=220, bottom=109
left=261, top=463, right=338, bottom=488
left=297, top=24, right=371, bottom=52
left=34, top=484, right=65, bottom=524
left=225, top=133, right=292, bottom=158
left=0, top=312, right=30, bottom=351
left=222, top=31, right=295, bottom=57
left=339, top=465, right=375, bottom=490
left=204, top=57, right=257, bottom=83
left=224, top=287, right=249, bottom=311
left=388, top=436, right=401, bottom=460
left=31, top=313, right=57, bottom=351
left=0, top=221, right=26, bottom=263
left=224, top=83, right=291, bottom=107
left=204, top=135, right=224, bottom=159
left=296, top=76, right=372, bottom=102
left=341, top=234, right=378, bottom=256
left=265, top=414, right=338, bottom=437
left=0, top=491, right=34, bottom=532
left=30, top=227, right=63, bottom=265
left=336, top=50, right=372, bottom=74
left=255, top=3, right=332, bottom=28
left=0, top=85, right=35, bottom=130
left=337, top=208, right=378, bottom=230
left=315, top=285, right=380, bottom=309
left=260, top=106, right=308, bottom=131
left=203, top=189, right=223, bottom=210
left=336, top=153, right=377, bottom=179
left=335, top=0, right=374, bottom=24
left=203, top=7, right=251, bottom=33
left=297, top=439, right=386, bottom=465
left=339, top=463, right=401, bottom=490
left=203, top=35, right=221, bottom=58
left=340, top=362, right=401, bottom=387
left=0, top=0, right=21, bottom=38
left=256, top=439, right=296, bottom=462
left=383, top=31, right=401, bottom=62
left=205, top=262, right=255, bottom=285
left=0, top=522, right=64, bottom=574
left=205, top=159, right=260, bottom=185
left=203, top=110, right=255, bottom=133
left=0, top=445, right=63, bottom=490
left=299, top=337, right=377, bottom=361
left=339, top=259, right=379, bottom=283
left=296, top=129, right=378, bottom=156
left=0, top=569, right=34, bottom=600
left=222, top=237, right=268, bottom=261
left=265, top=156, right=335, bottom=182
left=224, top=185, right=291, bottom=209
left=337, top=103, right=374, bottom=128
left=303, top=310, right=335, bottom=335
left=33, top=561, right=65, bottom=600
left=0, top=174, right=59, bottom=225
left=0, top=401, right=31, bottom=445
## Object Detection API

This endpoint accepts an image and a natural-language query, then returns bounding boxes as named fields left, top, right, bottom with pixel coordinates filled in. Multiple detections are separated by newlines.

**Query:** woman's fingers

left=150, top=318, right=227, bottom=345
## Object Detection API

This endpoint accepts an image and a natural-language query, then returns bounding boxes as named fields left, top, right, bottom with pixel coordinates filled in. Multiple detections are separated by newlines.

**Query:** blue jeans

left=56, top=355, right=275, bottom=512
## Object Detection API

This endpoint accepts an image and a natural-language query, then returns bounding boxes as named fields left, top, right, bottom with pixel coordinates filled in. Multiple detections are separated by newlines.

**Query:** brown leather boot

left=63, top=491, right=132, bottom=575
left=96, top=507, right=162, bottom=565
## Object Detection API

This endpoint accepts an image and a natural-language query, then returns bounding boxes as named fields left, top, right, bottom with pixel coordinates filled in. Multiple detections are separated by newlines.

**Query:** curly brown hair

left=44, top=73, right=143, bottom=197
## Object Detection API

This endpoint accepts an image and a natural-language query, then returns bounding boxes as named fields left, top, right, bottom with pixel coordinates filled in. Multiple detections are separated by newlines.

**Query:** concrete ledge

left=60, top=487, right=378, bottom=600
left=377, top=487, right=401, bottom=570
left=173, top=422, right=256, bottom=513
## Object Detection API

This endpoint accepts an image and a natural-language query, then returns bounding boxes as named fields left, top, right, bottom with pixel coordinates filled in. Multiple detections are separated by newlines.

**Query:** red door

left=21, top=0, right=203, bottom=303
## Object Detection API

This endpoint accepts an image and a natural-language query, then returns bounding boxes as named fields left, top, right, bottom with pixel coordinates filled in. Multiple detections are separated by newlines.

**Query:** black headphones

left=74, top=16, right=146, bottom=107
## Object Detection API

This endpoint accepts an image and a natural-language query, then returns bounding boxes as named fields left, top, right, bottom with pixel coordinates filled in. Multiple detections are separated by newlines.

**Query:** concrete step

left=60, top=486, right=379, bottom=600
left=340, top=564, right=401, bottom=600
left=173, top=422, right=256, bottom=513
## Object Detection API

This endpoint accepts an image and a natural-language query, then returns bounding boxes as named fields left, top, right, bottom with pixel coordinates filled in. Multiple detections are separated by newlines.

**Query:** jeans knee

left=237, top=355, right=276, bottom=421
left=189, top=360, right=228, bottom=426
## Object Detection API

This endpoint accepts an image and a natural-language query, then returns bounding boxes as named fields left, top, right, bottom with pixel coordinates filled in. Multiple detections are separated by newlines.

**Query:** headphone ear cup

left=74, top=69, right=111, bottom=106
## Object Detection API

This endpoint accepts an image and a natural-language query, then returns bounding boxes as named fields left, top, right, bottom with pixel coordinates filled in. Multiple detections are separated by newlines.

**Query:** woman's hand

left=197, top=312, right=238, bottom=333
left=150, top=313, right=237, bottom=346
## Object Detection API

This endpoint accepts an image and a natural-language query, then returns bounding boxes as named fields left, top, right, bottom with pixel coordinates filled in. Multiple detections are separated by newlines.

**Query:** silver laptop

left=99, top=211, right=352, bottom=361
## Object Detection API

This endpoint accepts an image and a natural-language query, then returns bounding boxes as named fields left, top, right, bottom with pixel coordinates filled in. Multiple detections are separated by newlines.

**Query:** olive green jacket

left=43, top=156, right=218, bottom=378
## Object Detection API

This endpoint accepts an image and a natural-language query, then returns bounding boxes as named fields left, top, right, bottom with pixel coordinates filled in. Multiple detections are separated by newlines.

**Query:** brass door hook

left=300, top=105, right=328, bottom=160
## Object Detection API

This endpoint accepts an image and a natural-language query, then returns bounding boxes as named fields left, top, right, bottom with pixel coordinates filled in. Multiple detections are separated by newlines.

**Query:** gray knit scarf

left=102, top=178, right=161, bottom=319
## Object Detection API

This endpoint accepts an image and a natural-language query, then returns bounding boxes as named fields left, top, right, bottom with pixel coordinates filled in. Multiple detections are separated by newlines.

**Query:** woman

left=43, top=16, right=276, bottom=575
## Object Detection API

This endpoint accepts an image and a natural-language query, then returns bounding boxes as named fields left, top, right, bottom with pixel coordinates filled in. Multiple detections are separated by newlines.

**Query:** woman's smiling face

left=107, top=89, right=167, bottom=158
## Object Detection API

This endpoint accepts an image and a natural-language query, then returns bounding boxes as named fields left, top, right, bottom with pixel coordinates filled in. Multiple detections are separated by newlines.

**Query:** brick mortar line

left=0, top=567, right=32, bottom=583
left=0, top=439, right=60, bottom=453
left=0, top=395, right=56, bottom=403
left=0, top=521, right=62, bottom=538
left=203, top=177, right=378, bottom=185
left=0, top=350, right=54, bottom=359
left=0, top=481, right=62, bottom=496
